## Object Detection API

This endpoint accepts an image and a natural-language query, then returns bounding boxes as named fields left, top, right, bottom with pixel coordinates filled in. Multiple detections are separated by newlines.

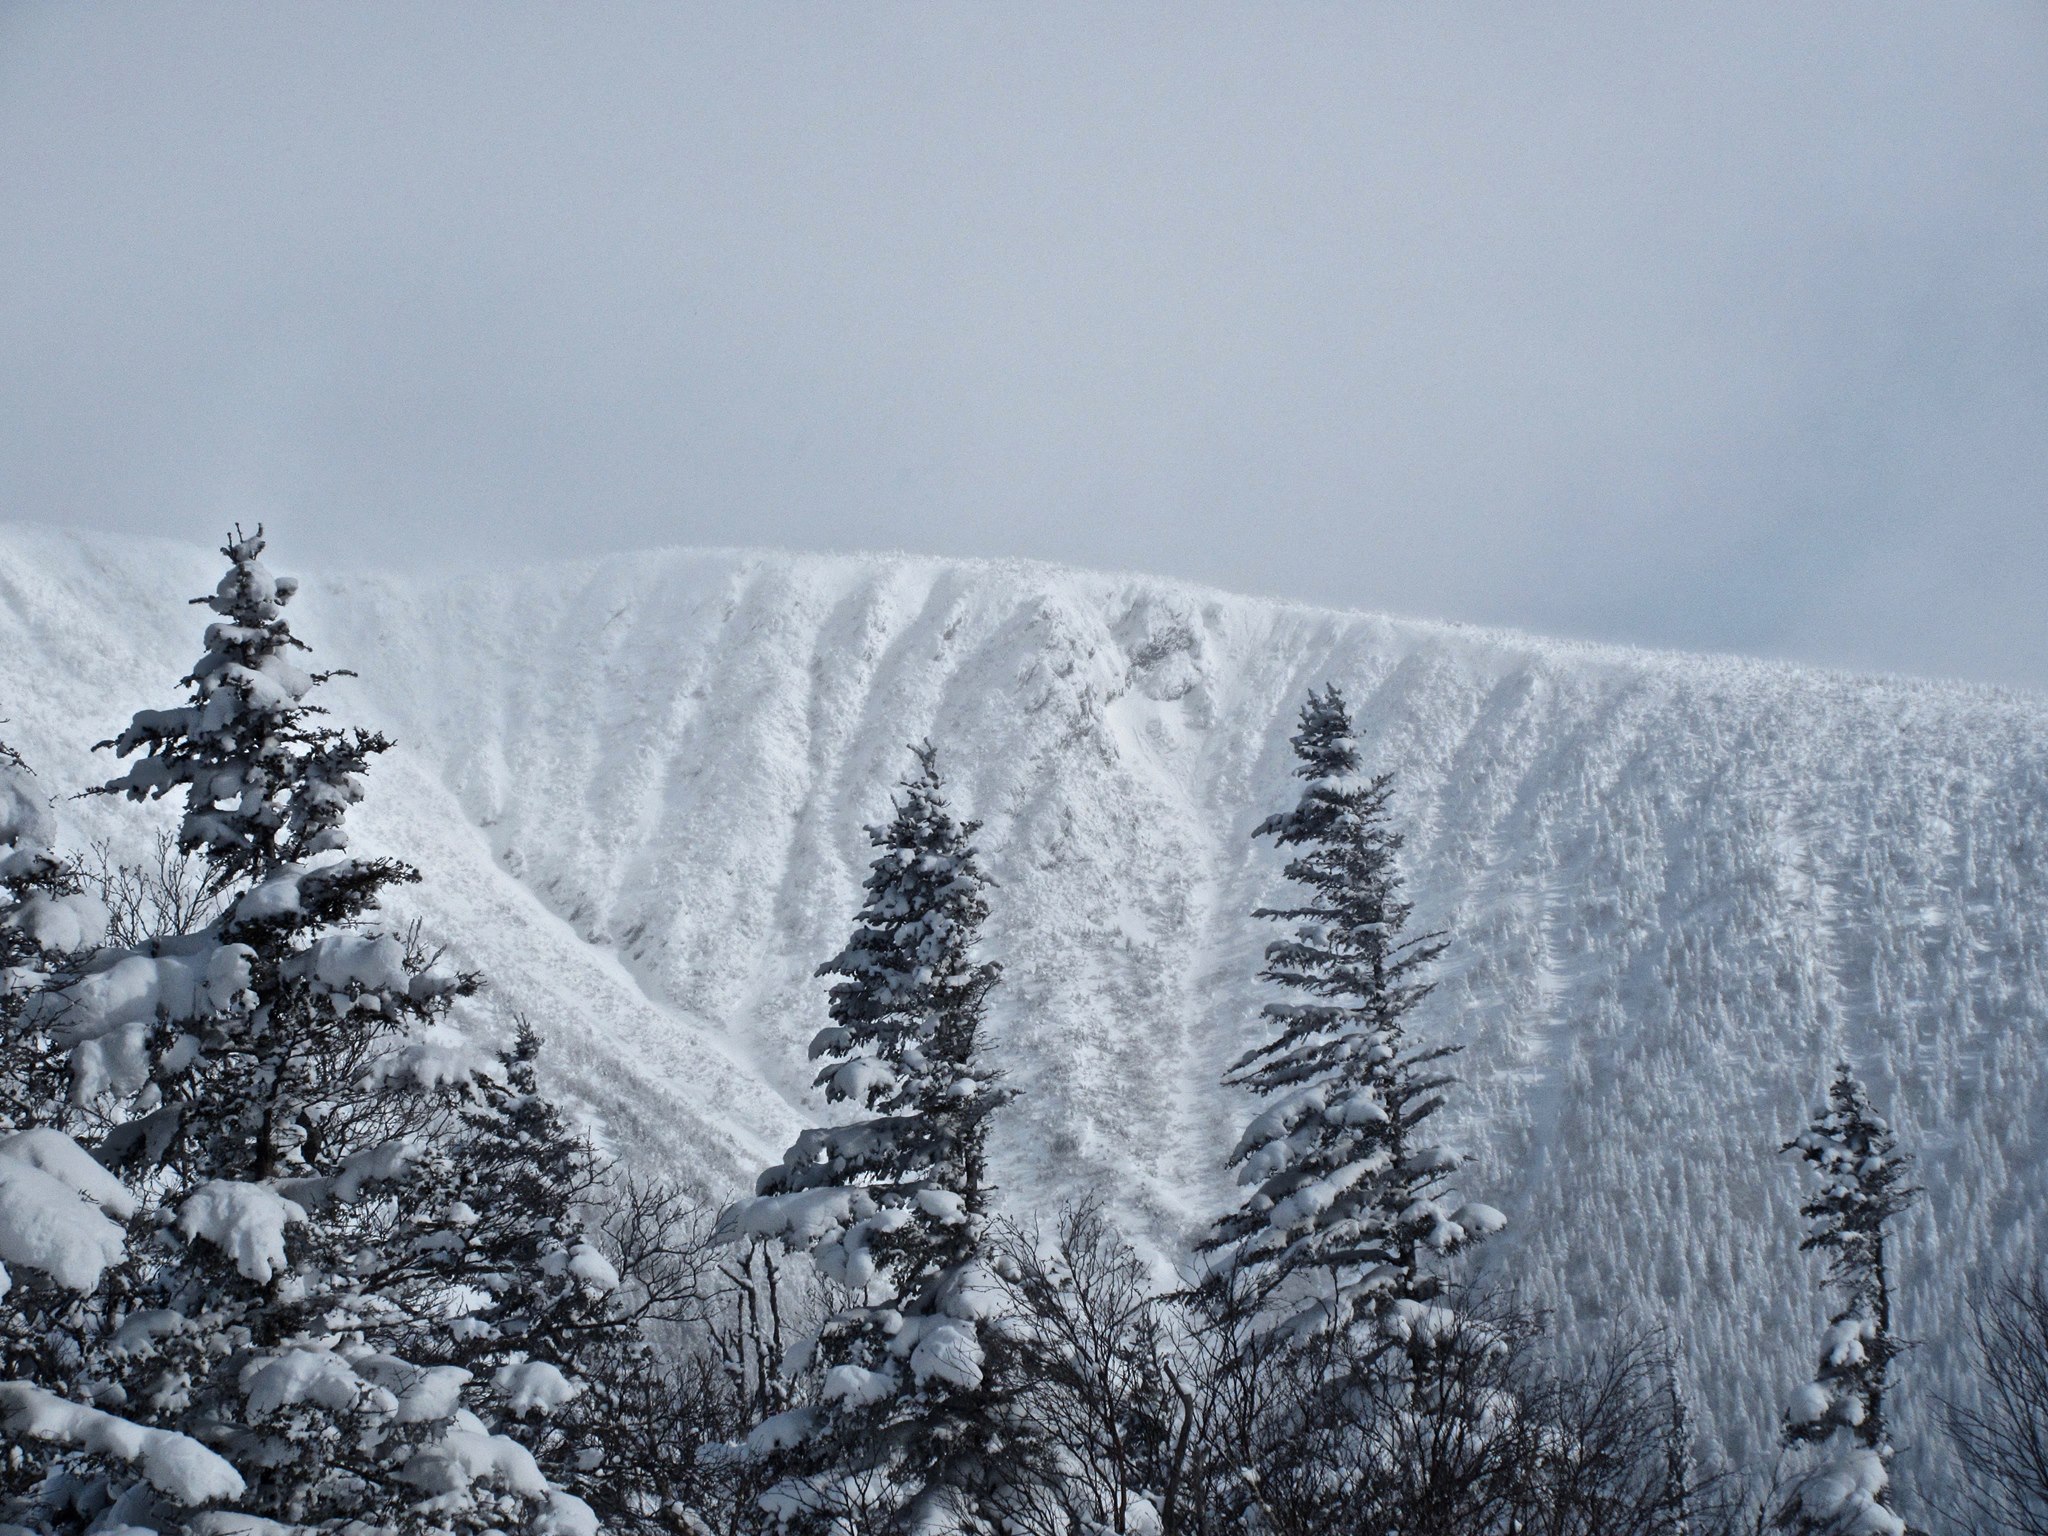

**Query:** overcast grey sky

left=2, top=5, right=2043, bottom=690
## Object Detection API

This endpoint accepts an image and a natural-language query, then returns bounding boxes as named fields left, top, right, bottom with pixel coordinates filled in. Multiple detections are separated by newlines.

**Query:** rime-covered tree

left=1775, top=1064, right=1917, bottom=1536
left=1206, top=685, right=1501, bottom=1348
left=0, top=730, right=260, bottom=1526
left=10, top=528, right=596, bottom=1535
left=724, top=743, right=1029, bottom=1535
left=431, top=1056, right=761, bottom=1536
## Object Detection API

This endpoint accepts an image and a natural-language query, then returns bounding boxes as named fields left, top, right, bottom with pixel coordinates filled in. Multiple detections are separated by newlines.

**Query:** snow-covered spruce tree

left=386, top=1019, right=741, bottom=1535
left=13, top=528, right=597, bottom=1534
left=724, top=744, right=1030, bottom=1535
left=1662, top=1358, right=1701, bottom=1536
left=92, top=527, right=369, bottom=904
left=1205, top=684, right=1501, bottom=1350
left=0, top=749, right=258, bottom=1523
left=406, top=1022, right=654, bottom=1521
left=0, top=1128, right=250, bottom=1525
left=0, top=741, right=106, bottom=1132
left=1775, top=1064, right=1918, bottom=1536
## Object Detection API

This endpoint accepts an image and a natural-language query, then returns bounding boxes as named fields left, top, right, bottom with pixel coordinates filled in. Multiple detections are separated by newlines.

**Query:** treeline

left=0, top=529, right=2039, bottom=1535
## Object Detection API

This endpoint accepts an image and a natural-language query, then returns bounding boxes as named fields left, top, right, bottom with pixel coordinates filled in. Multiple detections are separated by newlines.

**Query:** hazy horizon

left=3, top=4, right=2043, bottom=690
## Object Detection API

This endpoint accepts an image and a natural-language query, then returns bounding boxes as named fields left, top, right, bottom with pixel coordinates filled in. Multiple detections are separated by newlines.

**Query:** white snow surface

left=0, top=1380, right=247, bottom=1505
left=177, top=1180, right=306, bottom=1285
left=494, top=1359, right=581, bottom=1416
left=1787, top=1448, right=1907, bottom=1536
left=0, top=1129, right=138, bottom=1220
left=3, top=525, right=2046, bottom=1503
left=0, top=1129, right=133, bottom=1291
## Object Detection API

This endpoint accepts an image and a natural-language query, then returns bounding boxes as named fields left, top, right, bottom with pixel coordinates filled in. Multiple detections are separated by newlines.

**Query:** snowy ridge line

left=316, top=529, right=2045, bottom=706
left=1, top=522, right=2045, bottom=1500
left=7, top=516, right=2045, bottom=709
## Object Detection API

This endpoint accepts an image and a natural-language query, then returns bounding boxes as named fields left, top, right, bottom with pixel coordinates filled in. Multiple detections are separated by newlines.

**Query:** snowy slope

left=3, top=523, right=2045, bottom=1497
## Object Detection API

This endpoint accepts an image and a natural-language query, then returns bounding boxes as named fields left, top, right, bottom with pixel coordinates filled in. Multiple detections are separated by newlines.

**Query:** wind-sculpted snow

left=2, top=524, right=2045, bottom=1500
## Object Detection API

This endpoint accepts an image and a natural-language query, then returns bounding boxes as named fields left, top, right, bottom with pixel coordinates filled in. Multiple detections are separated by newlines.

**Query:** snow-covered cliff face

left=3, top=524, right=2044, bottom=1494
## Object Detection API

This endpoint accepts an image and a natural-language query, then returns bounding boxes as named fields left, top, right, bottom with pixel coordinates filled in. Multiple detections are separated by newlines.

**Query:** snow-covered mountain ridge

left=3, top=522, right=2045, bottom=1485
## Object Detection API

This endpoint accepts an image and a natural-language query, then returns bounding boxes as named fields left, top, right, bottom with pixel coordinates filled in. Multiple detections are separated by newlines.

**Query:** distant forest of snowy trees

left=0, top=530, right=2041, bottom=1536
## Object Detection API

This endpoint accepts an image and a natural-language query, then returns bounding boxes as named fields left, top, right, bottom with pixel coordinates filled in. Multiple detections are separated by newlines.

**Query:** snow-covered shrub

left=995, top=1201, right=1192, bottom=1536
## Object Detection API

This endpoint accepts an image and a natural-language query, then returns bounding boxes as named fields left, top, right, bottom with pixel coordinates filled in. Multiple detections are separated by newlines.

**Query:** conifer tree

left=407, top=1022, right=741, bottom=1533
left=1776, top=1064, right=1917, bottom=1536
left=725, top=743, right=1027, bottom=1535
left=0, top=743, right=213, bottom=1521
left=1, top=754, right=269, bottom=1525
left=1207, top=685, right=1502, bottom=1348
left=12, top=528, right=597, bottom=1535
left=407, top=1022, right=652, bottom=1520
left=0, top=741, right=105, bottom=1132
left=1662, top=1360, right=1700, bottom=1536
left=93, top=529, right=375, bottom=900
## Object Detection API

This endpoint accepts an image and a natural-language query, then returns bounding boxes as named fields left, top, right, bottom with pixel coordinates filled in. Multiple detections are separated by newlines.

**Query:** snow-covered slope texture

left=2, top=524, right=2044, bottom=1497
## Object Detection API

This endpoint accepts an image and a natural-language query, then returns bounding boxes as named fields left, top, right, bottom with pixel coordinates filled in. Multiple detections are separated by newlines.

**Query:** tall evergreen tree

left=1206, top=685, right=1502, bottom=1348
left=11, top=528, right=597, bottom=1535
left=1776, top=1064, right=1917, bottom=1536
left=724, top=743, right=1028, bottom=1535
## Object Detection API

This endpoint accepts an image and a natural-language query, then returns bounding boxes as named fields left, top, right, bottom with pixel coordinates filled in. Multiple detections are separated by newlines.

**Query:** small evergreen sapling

left=1207, top=685, right=1501, bottom=1349
left=94, top=526, right=380, bottom=900
left=1776, top=1063, right=1918, bottom=1536
left=1662, top=1358, right=1701, bottom=1536
left=724, top=744, right=1029, bottom=1535
left=413, top=1022, right=634, bottom=1511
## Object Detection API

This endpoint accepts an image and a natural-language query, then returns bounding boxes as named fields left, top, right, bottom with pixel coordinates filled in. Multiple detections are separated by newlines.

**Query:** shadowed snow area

left=3, top=522, right=2045, bottom=1488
